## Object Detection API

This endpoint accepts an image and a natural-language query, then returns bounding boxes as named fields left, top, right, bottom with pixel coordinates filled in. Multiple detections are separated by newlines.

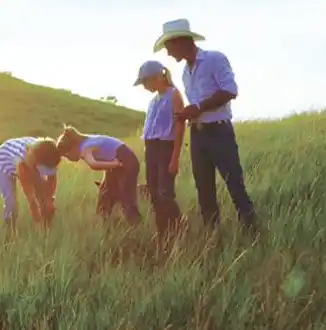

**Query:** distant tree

left=58, top=88, right=72, bottom=94
left=1, top=71, right=12, bottom=76
left=101, top=95, right=118, bottom=104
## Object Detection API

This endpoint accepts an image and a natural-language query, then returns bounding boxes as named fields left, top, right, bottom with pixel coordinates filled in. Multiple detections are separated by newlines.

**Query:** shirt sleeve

left=211, top=52, right=238, bottom=95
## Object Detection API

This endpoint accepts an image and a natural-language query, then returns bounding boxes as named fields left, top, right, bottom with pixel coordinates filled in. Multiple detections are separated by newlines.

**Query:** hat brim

left=133, top=73, right=161, bottom=87
left=37, top=165, right=57, bottom=177
left=133, top=78, right=142, bottom=86
left=153, top=31, right=205, bottom=53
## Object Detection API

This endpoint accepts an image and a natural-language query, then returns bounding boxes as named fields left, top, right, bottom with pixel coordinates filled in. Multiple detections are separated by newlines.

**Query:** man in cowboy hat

left=153, top=18, right=258, bottom=234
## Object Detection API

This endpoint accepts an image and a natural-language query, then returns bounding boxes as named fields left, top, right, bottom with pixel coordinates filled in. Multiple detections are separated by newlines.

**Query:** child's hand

left=111, top=159, right=123, bottom=167
left=45, top=199, right=56, bottom=219
left=29, top=200, right=42, bottom=223
left=169, top=158, right=179, bottom=176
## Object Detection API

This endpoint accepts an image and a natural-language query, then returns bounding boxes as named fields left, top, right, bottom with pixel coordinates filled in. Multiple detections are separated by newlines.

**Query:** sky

left=0, top=0, right=325, bottom=121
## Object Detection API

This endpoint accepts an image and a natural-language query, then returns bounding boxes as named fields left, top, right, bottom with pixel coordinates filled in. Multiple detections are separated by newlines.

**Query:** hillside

left=0, top=73, right=145, bottom=142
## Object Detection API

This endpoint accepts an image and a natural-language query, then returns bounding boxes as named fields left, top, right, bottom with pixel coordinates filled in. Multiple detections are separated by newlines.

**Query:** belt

left=145, top=139, right=173, bottom=142
left=189, top=120, right=230, bottom=130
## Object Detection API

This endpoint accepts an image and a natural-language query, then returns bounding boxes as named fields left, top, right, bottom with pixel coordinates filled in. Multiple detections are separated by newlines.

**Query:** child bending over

left=56, top=125, right=141, bottom=225
left=0, top=137, right=61, bottom=231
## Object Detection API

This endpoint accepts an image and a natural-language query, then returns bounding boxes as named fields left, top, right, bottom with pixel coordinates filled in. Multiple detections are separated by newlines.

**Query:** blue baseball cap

left=133, top=60, right=165, bottom=86
left=37, top=164, right=58, bottom=177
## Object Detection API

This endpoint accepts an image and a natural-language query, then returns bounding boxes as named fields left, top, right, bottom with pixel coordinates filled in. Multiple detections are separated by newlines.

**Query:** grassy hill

left=0, top=73, right=145, bottom=142
left=1, top=73, right=326, bottom=328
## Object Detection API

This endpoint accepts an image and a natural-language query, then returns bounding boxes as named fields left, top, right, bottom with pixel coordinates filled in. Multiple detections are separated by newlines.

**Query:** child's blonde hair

left=56, top=124, right=86, bottom=155
left=30, top=137, right=61, bottom=167
left=162, top=67, right=174, bottom=88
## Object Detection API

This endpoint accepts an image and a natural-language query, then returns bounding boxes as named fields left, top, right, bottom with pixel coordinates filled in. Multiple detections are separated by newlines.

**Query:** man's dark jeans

left=190, top=120, right=255, bottom=227
left=96, top=144, right=141, bottom=225
left=145, top=139, right=181, bottom=235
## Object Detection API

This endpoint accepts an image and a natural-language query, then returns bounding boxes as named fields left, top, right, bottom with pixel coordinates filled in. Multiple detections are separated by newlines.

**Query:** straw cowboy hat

left=153, top=18, right=205, bottom=53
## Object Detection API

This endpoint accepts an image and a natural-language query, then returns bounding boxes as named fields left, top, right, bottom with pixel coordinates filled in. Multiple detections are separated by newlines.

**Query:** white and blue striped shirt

left=0, top=137, right=37, bottom=176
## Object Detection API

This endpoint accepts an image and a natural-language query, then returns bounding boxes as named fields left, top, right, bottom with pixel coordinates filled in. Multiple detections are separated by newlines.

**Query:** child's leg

left=157, top=141, right=182, bottom=241
left=96, top=170, right=118, bottom=219
left=0, top=172, right=18, bottom=230
left=116, top=145, right=142, bottom=225
left=119, top=170, right=142, bottom=225
left=145, top=141, right=165, bottom=237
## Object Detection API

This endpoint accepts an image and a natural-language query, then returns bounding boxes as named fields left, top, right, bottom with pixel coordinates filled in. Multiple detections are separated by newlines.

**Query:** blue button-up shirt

left=182, top=48, right=238, bottom=123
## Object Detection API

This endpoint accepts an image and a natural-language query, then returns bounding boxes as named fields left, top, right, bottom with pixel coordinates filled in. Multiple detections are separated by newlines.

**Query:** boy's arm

left=17, top=162, right=42, bottom=222
left=40, top=175, right=57, bottom=221
left=82, top=147, right=122, bottom=171
left=44, top=174, right=57, bottom=201
left=32, top=172, right=49, bottom=218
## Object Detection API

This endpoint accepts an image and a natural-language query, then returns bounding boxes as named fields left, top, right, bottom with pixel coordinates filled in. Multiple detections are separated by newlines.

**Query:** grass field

left=1, top=75, right=326, bottom=329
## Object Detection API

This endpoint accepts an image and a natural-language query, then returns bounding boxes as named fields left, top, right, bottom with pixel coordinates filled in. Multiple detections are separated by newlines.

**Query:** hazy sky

left=1, top=0, right=325, bottom=121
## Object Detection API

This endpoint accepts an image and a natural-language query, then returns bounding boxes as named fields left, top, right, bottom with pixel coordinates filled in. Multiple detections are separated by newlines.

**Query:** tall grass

left=0, top=111, right=326, bottom=328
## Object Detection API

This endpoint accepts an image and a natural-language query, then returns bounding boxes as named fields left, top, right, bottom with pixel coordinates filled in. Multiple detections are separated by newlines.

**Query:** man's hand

left=174, top=104, right=201, bottom=121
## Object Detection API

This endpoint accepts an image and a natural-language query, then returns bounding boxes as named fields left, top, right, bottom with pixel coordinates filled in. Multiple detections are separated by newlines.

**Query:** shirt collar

left=184, top=47, right=205, bottom=74
left=195, top=47, right=205, bottom=61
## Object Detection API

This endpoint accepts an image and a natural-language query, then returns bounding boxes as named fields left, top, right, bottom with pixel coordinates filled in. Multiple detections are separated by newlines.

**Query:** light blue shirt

left=142, top=87, right=175, bottom=140
left=182, top=48, right=238, bottom=123
left=79, top=135, right=123, bottom=161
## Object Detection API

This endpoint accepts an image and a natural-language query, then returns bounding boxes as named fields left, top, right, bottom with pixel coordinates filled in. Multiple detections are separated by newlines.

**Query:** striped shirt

left=0, top=137, right=37, bottom=176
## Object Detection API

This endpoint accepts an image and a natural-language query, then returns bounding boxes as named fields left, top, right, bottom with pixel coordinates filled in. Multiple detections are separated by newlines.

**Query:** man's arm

left=17, top=162, right=42, bottom=222
left=82, top=147, right=122, bottom=171
left=198, top=52, right=238, bottom=112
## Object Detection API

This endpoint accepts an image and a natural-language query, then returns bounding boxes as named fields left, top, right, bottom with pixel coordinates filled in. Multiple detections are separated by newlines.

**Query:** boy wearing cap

left=153, top=18, right=258, bottom=234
